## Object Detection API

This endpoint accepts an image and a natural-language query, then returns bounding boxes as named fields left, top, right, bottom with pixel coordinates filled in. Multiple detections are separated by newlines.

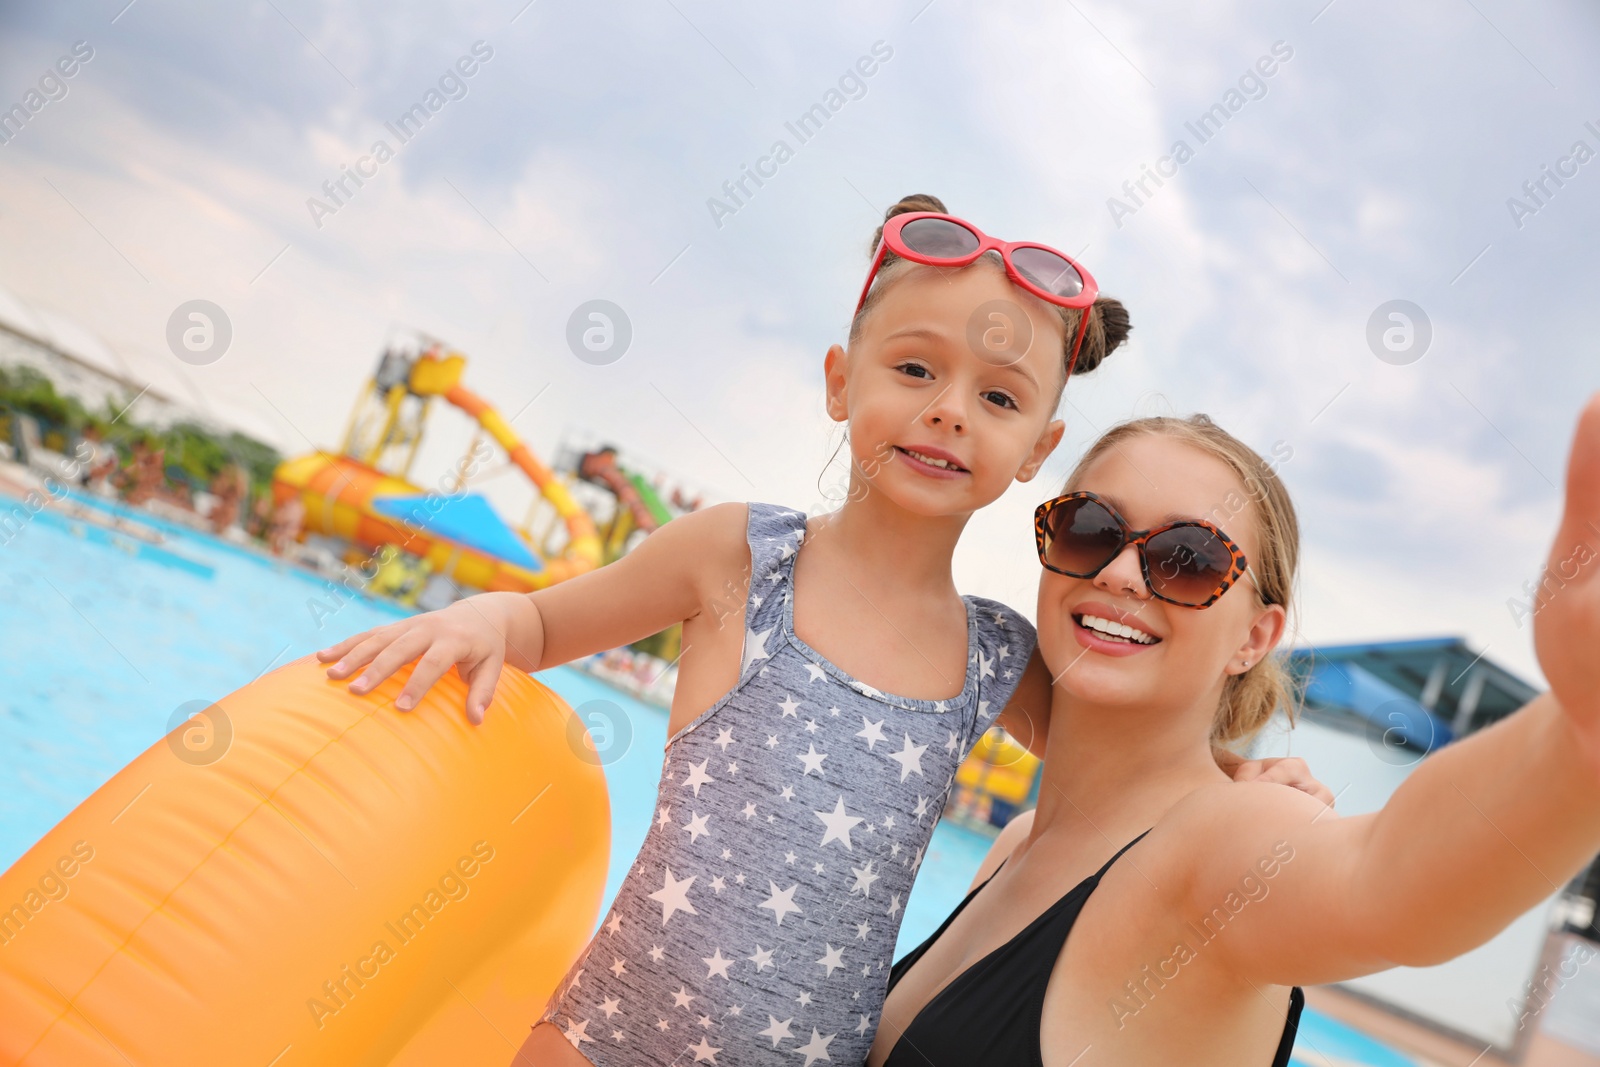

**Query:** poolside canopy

left=372, top=491, right=543, bottom=571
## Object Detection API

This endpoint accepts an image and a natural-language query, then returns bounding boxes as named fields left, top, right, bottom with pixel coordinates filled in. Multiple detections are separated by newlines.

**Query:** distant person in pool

left=318, top=194, right=1328, bottom=1067
left=866, top=406, right=1600, bottom=1067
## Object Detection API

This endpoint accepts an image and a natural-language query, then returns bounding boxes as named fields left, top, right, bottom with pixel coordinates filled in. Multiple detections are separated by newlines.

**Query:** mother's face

left=1035, top=433, right=1287, bottom=723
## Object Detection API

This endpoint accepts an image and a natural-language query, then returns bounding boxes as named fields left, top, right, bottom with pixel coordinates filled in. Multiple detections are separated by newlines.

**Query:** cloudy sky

left=1, top=0, right=1596, bottom=686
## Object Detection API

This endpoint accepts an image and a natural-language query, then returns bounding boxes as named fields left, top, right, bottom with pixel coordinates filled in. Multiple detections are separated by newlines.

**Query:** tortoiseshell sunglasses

left=1033, top=491, right=1259, bottom=609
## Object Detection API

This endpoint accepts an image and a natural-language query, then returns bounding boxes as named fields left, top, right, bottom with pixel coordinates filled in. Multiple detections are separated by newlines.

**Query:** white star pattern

left=681, top=759, right=715, bottom=797
left=648, top=867, right=698, bottom=925
left=816, top=944, right=846, bottom=977
left=796, top=743, right=828, bottom=776
left=849, top=859, right=880, bottom=897
left=741, top=626, right=774, bottom=675
left=855, top=716, right=886, bottom=750
left=758, top=881, right=803, bottom=925
left=793, top=1028, right=836, bottom=1066
left=758, top=1015, right=795, bottom=1047
left=683, top=811, right=711, bottom=844
left=540, top=512, right=1032, bottom=1064
left=703, top=947, right=734, bottom=979
left=887, top=734, right=928, bottom=782
left=814, top=796, right=864, bottom=850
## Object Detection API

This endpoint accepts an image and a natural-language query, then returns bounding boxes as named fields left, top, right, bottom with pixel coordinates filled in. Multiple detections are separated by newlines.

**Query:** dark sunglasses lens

left=1044, top=498, right=1123, bottom=575
left=1144, top=527, right=1234, bottom=605
left=1010, top=246, right=1085, bottom=299
left=899, top=217, right=981, bottom=260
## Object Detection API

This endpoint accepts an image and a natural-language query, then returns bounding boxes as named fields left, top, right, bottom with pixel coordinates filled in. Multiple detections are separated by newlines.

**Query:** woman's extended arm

left=1171, top=393, right=1600, bottom=987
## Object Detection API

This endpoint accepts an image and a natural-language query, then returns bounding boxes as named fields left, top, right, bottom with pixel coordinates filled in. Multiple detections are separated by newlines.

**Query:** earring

left=1241, top=659, right=1251, bottom=669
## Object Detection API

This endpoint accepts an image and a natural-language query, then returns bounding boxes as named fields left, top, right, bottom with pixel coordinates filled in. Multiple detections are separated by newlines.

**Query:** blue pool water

left=0, top=489, right=993, bottom=959
left=0, top=489, right=1411, bottom=1064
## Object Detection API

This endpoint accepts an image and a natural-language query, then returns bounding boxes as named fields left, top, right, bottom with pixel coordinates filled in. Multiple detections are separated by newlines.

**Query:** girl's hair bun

left=868, top=193, right=948, bottom=256
left=1073, top=296, right=1132, bottom=376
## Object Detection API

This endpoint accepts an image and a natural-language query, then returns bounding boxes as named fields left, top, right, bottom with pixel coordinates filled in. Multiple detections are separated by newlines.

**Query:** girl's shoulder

left=961, top=594, right=1038, bottom=653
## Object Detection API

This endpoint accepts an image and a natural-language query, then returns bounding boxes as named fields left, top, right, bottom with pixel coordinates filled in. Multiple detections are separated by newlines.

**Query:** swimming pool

left=0, top=489, right=1409, bottom=1064
left=0, top=488, right=994, bottom=959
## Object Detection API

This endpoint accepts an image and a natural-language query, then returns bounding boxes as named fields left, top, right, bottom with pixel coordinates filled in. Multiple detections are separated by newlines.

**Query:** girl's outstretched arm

left=317, top=501, right=751, bottom=723
left=1165, top=393, right=1600, bottom=987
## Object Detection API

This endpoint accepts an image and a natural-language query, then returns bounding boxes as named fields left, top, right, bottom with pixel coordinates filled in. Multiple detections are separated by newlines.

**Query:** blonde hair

left=1059, top=414, right=1301, bottom=748
left=847, top=194, right=1132, bottom=396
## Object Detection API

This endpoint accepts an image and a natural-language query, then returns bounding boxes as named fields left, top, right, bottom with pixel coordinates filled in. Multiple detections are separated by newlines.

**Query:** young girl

left=318, top=196, right=1321, bottom=1066
left=868, top=407, right=1600, bottom=1066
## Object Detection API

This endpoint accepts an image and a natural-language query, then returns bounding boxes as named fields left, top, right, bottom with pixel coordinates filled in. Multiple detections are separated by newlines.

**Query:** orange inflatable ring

left=0, top=658, right=609, bottom=1067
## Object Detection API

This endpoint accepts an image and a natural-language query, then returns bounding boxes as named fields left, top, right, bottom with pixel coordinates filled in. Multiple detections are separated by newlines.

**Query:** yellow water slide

left=274, top=354, right=601, bottom=592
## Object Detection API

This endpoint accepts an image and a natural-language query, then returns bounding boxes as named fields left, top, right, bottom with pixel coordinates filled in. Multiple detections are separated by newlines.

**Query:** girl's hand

left=1535, top=392, right=1600, bottom=765
left=317, top=593, right=528, bottom=724
left=1225, top=755, right=1337, bottom=807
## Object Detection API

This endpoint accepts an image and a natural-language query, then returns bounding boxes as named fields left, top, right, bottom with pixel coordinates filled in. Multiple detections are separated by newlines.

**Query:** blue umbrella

left=371, top=491, right=543, bottom=572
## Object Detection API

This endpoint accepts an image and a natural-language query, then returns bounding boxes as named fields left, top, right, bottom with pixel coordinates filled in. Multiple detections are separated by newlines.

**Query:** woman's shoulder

left=1142, top=777, right=1334, bottom=905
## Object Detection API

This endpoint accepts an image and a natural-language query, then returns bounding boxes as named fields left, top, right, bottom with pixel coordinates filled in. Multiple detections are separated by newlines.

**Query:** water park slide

left=0, top=660, right=608, bottom=1066
left=274, top=356, right=601, bottom=593
left=578, top=447, right=671, bottom=534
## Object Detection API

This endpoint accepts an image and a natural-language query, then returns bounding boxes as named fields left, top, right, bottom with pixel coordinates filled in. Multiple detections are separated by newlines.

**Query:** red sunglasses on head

left=855, top=211, right=1101, bottom=375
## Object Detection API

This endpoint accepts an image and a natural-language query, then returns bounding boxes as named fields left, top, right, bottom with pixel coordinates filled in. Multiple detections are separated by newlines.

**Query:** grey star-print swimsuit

left=539, top=502, right=1036, bottom=1066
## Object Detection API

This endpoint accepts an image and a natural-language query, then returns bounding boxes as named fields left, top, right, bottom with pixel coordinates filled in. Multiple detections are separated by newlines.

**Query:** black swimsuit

left=882, top=833, right=1304, bottom=1066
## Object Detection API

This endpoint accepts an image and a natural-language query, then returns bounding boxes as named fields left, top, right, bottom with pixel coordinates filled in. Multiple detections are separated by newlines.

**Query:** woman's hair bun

left=1072, top=296, right=1132, bottom=376
left=869, top=193, right=948, bottom=256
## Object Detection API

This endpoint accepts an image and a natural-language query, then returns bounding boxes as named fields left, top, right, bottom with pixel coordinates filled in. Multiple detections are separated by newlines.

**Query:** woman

left=868, top=403, right=1600, bottom=1066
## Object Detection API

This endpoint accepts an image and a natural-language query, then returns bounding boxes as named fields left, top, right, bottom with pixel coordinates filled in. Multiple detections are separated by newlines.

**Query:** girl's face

left=1036, top=434, right=1286, bottom=725
left=824, top=262, right=1067, bottom=517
